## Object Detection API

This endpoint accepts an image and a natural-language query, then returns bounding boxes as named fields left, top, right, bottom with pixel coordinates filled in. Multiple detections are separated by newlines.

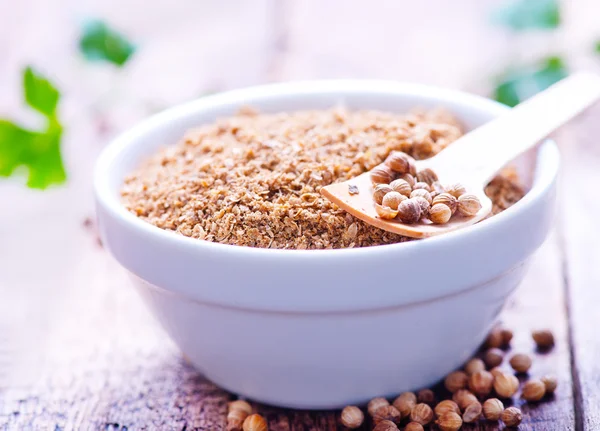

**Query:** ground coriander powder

left=122, top=107, right=524, bottom=249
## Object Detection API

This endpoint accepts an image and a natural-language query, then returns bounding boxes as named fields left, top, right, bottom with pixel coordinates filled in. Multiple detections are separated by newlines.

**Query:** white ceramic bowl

left=94, top=81, right=558, bottom=409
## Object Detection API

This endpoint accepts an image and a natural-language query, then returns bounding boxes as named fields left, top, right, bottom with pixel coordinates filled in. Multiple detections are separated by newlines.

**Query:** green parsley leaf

left=79, top=19, right=136, bottom=67
left=24, top=66, right=60, bottom=117
left=0, top=121, right=37, bottom=177
left=494, top=56, right=568, bottom=107
left=0, top=67, right=66, bottom=189
left=493, top=0, right=560, bottom=31
left=596, top=40, right=600, bottom=53
left=23, top=122, right=66, bottom=189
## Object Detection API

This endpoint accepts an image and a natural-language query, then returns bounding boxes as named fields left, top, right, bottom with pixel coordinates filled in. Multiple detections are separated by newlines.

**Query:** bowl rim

left=94, top=79, right=559, bottom=261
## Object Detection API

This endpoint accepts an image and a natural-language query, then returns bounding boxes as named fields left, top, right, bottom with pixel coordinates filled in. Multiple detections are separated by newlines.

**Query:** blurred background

left=1, top=0, right=599, bottom=401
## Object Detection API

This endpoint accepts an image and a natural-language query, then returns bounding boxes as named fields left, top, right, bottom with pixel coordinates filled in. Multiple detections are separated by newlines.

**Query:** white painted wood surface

left=1, top=0, right=600, bottom=428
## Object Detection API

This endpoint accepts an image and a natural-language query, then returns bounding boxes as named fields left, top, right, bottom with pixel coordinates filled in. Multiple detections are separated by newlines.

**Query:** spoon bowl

left=321, top=171, right=493, bottom=238
left=322, top=73, right=600, bottom=238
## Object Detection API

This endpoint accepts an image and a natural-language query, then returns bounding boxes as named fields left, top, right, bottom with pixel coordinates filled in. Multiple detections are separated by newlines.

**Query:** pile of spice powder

left=121, top=107, right=524, bottom=249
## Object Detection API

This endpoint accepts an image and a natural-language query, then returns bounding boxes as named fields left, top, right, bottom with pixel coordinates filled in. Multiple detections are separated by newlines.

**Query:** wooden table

left=2, top=1, right=600, bottom=430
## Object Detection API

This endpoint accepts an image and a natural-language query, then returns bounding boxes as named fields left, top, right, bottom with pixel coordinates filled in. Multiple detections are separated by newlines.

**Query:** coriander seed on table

left=434, top=400, right=461, bottom=416
left=510, top=353, right=533, bottom=373
left=501, top=407, right=523, bottom=427
left=483, top=347, right=504, bottom=368
left=340, top=405, right=364, bottom=429
left=522, top=379, right=547, bottom=401
left=367, top=397, right=390, bottom=417
left=462, top=401, right=482, bottom=423
left=542, top=375, right=558, bottom=393
left=336, top=326, right=560, bottom=430
left=436, top=412, right=463, bottom=431
left=410, top=403, right=434, bottom=425
left=532, top=329, right=555, bottom=348
left=493, top=371, right=520, bottom=398
left=482, top=398, right=504, bottom=421
left=393, top=392, right=416, bottom=418
left=242, top=414, right=267, bottom=431
left=444, top=371, right=468, bottom=393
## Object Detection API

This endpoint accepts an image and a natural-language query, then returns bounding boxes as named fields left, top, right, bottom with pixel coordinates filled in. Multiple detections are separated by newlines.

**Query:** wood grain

left=558, top=102, right=600, bottom=431
left=1, top=247, right=231, bottom=431
left=476, top=231, right=575, bottom=431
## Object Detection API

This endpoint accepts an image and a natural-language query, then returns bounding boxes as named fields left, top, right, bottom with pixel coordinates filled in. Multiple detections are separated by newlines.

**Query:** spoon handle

left=425, top=72, right=600, bottom=187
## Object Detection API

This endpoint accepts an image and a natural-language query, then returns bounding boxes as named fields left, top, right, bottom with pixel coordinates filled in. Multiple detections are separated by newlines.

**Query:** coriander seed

left=462, top=401, right=482, bottom=423
left=373, top=405, right=401, bottom=425
left=393, top=392, right=416, bottom=418
left=399, top=152, right=417, bottom=176
left=385, top=151, right=410, bottom=173
left=375, top=204, right=398, bottom=220
left=436, top=412, right=463, bottom=431
left=482, top=398, right=504, bottom=421
left=485, top=328, right=504, bottom=348
left=431, top=181, right=446, bottom=195
left=242, top=414, right=267, bottom=431
left=416, top=168, right=438, bottom=184
left=400, top=173, right=416, bottom=188
left=371, top=164, right=394, bottom=184
left=227, top=409, right=249, bottom=431
left=389, top=178, right=412, bottom=196
left=413, top=181, right=431, bottom=192
left=408, top=158, right=418, bottom=176
left=413, top=196, right=431, bottom=214
left=522, top=379, right=546, bottom=401
left=382, top=191, right=406, bottom=210
left=457, top=193, right=482, bottom=216
left=404, top=422, right=423, bottom=431
left=444, top=371, right=468, bottom=393
left=434, top=400, right=460, bottom=417
left=541, top=375, right=558, bottom=393
left=532, top=329, right=555, bottom=348
left=469, top=370, right=494, bottom=396
left=373, top=184, right=393, bottom=205
left=501, top=328, right=514, bottom=345
left=465, top=358, right=486, bottom=375
left=446, top=182, right=466, bottom=198
left=397, top=198, right=422, bottom=223
left=340, top=406, right=364, bottom=429
left=228, top=400, right=252, bottom=416
left=410, top=403, right=433, bottom=425
left=367, top=397, right=390, bottom=417
left=490, top=367, right=503, bottom=378
left=501, top=407, right=523, bottom=427
left=510, top=353, right=532, bottom=373
left=429, top=203, right=451, bottom=224
left=410, top=188, right=432, bottom=204
left=452, top=389, right=478, bottom=411
left=373, top=420, right=399, bottom=431
left=493, top=371, right=519, bottom=398
left=432, top=192, right=457, bottom=214
left=417, top=389, right=435, bottom=406
left=483, top=348, right=504, bottom=368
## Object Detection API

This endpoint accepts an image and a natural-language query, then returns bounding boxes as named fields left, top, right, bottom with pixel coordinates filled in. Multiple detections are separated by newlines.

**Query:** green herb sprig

left=0, top=67, right=66, bottom=189
left=79, top=19, right=136, bottom=67
left=493, top=56, right=568, bottom=107
left=493, top=0, right=560, bottom=31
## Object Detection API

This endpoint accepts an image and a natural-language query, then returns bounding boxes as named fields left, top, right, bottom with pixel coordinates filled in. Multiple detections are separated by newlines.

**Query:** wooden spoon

left=321, top=72, right=600, bottom=238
